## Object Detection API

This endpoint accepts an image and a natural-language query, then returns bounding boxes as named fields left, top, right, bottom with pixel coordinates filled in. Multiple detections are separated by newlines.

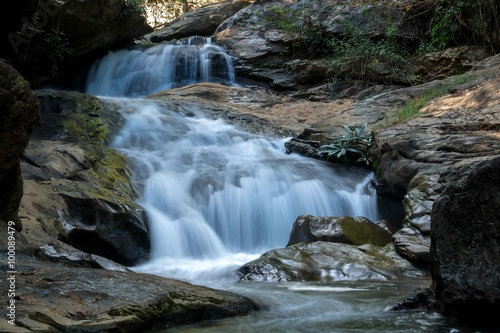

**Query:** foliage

left=18, top=24, right=73, bottom=78
left=120, top=0, right=147, bottom=18
left=143, top=0, right=229, bottom=28
left=319, top=123, right=373, bottom=166
left=65, top=116, right=110, bottom=146
left=327, top=22, right=410, bottom=84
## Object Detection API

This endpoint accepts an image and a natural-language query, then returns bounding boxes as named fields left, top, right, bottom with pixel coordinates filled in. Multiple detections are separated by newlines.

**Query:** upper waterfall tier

left=86, top=37, right=236, bottom=97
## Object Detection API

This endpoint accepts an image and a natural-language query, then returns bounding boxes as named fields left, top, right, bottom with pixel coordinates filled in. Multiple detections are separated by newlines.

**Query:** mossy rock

left=287, top=215, right=392, bottom=247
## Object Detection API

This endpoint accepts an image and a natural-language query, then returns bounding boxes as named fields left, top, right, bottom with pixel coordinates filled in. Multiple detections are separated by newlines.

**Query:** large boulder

left=239, top=242, right=428, bottom=282
left=1, top=254, right=258, bottom=332
left=147, top=0, right=251, bottom=43
left=430, top=156, right=500, bottom=325
left=287, top=215, right=392, bottom=247
left=455, top=0, right=500, bottom=48
left=0, top=60, right=40, bottom=230
left=19, top=90, right=150, bottom=266
left=5, top=0, right=152, bottom=58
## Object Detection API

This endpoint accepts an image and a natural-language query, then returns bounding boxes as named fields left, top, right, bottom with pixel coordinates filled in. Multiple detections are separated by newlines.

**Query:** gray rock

left=430, top=156, right=500, bottom=325
left=393, top=227, right=430, bottom=264
left=0, top=255, right=258, bottom=332
left=147, top=1, right=251, bottom=42
left=239, top=242, right=428, bottom=282
left=287, top=215, right=393, bottom=247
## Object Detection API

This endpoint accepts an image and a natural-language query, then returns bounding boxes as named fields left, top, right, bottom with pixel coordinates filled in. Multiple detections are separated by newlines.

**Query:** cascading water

left=84, top=42, right=469, bottom=332
left=86, top=37, right=236, bottom=97
left=106, top=97, right=379, bottom=281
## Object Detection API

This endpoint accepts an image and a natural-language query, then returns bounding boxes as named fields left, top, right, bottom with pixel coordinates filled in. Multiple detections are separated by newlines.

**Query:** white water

left=86, top=37, right=236, bottom=97
left=105, top=98, right=380, bottom=281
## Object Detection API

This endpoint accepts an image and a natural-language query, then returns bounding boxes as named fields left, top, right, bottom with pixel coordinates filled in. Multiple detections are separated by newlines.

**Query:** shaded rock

left=393, top=285, right=436, bottom=312
left=415, top=46, right=492, bottom=81
left=0, top=254, right=258, bottom=332
left=34, top=89, right=125, bottom=145
left=375, top=154, right=419, bottom=198
left=239, top=242, right=428, bottom=282
left=287, top=215, right=392, bottom=247
left=36, top=242, right=129, bottom=272
left=0, top=60, right=40, bottom=230
left=147, top=1, right=251, bottom=42
left=18, top=90, right=150, bottom=266
left=393, top=227, right=430, bottom=264
left=21, top=140, right=150, bottom=266
left=456, top=0, right=500, bottom=48
left=6, top=0, right=152, bottom=58
left=430, top=156, right=500, bottom=325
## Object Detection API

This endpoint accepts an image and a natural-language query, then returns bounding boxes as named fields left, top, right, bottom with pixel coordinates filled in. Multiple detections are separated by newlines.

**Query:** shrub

left=319, top=123, right=373, bottom=166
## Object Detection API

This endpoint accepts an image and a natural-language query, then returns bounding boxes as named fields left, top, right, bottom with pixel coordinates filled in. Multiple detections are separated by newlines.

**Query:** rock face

left=239, top=242, right=428, bottom=282
left=456, top=0, right=500, bottom=48
left=20, top=90, right=150, bottom=266
left=287, top=215, right=392, bottom=247
left=0, top=255, right=258, bottom=332
left=10, top=0, right=152, bottom=58
left=147, top=0, right=251, bottom=43
left=0, top=60, right=40, bottom=229
left=430, top=156, right=500, bottom=325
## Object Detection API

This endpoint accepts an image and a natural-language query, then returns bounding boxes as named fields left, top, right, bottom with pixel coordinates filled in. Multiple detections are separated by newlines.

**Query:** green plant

left=19, top=24, right=73, bottom=78
left=65, top=116, right=110, bottom=146
left=319, top=123, right=373, bottom=166
left=121, top=0, right=147, bottom=18
left=327, top=22, right=410, bottom=84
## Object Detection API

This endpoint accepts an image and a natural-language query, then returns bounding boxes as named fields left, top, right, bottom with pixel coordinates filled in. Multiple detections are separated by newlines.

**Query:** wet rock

left=430, top=156, right=500, bottom=325
left=0, top=254, right=258, bottom=332
left=239, top=242, right=428, bottom=282
left=147, top=1, right=251, bottom=42
left=0, top=60, right=40, bottom=230
left=36, top=242, right=129, bottom=272
left=393, top=227, right=430, bottom=264
left=393, top=285, right=436, bottom=312
left=19, top=90, right=150, bottom=266
left=287, top=215, right=392, bottom=247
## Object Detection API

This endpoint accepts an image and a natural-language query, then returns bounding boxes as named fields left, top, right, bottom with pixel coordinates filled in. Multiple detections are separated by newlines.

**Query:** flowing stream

left=87, top=40, right=480, bottom=332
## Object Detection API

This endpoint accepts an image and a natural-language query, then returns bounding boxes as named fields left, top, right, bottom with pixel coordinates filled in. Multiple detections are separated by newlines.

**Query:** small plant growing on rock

left=319, top=123, right=373, bottom=166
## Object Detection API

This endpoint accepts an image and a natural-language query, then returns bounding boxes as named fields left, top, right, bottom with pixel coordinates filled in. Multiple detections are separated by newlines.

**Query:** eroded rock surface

left=239, top=242, right=428, bottom=282
left=0, top=255, right=258, bottom=332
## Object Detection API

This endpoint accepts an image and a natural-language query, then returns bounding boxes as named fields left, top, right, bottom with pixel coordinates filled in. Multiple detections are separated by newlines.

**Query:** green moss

left=337, top=217, right=392, bottom=247
left=65, top=115, right=110, bottom=146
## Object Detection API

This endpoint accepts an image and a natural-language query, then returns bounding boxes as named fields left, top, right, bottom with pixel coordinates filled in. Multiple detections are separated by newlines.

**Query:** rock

left=430, top=156, right=500, bottom=325
left=239, top=242, right=428, bottom=282
left=375, top=154, right=419, bottom=198
left=147, top=1, right=251, bottom=42
left=18, top=90, right=150, bottom=266
left=0, top=60, right=40, bottom=230
left=34, top=89, right=125, bottom=145
left=36, top=242, right=129, bottom=272
left=7, top=0, right=152, bottom=58
left=393, top=227, right=430, bottom=264
left=149, top=82, right=352, bottom=136
left=415, top=46, right=492, bottom=81
left=287, top=215, right=393, bottom=247
left=455, top=0, right=500, bottom=48
left=215, top=0, right=423, bottom=61
left=393, top=285, right=436, bottom=312
left=0, top=254, right=258, bottom=332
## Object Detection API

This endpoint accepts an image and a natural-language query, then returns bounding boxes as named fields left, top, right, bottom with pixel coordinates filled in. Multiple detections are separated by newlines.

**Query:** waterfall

left=107, top=98, right=380, bottom=280
left=86, top=37, right=236, bottom=97
left=86, top=40, right=380, bottom=281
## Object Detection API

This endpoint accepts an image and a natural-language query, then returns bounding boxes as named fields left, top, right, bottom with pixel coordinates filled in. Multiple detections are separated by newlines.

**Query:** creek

left=86, top=39, right=478, bottom=332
